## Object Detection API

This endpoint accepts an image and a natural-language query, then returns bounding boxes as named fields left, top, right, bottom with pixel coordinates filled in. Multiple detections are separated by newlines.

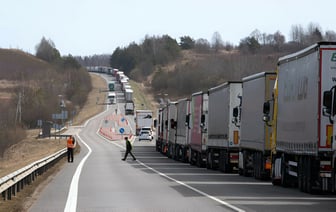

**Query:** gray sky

left=1, top=0, right=335, bottom=56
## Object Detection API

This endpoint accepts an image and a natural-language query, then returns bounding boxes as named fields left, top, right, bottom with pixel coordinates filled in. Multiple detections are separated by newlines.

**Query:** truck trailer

left=238, top=72, right=276, bottom=179
left=207, top=82, right=242, bottom=172
left=155, top=107, right=164, bottom=152
left=189, top=91, right=208, bottom=167
left=135, top=110, right=153, bottom=135
left=174, top=98, right=191, bottom=162
left=263, top=42, right=336, bottom=193
left=124, top=88, right=134, bottom=115
left=167, top=102, right=178, bottom=158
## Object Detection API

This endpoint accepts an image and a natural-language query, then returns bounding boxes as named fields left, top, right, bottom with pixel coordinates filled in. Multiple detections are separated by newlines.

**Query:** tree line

left=100, top=22, right=335, bottom=99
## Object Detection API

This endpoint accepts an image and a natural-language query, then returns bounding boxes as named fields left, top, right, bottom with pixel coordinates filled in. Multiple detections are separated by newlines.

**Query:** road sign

left=119, top=128, right=125, bottom=134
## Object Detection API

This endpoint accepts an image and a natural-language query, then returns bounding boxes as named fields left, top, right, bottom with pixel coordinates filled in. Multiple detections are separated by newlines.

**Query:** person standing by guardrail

left=122, top=136, right=136, bottom=161
left=67, top=135, right=76, bottom=162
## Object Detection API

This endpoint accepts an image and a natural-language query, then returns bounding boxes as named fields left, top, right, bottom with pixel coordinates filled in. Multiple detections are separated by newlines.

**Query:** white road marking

left=64, top=134, right=92, bottom=212
left=220, top=196, right=336, bottom=201
left=182, top=181, right=272, bottom=185
left=137, top=161, right=246, bottom=212
left=95, top=109, right=246, bottom=211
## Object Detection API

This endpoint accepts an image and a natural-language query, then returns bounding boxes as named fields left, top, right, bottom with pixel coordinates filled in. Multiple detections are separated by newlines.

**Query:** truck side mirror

left=263, top=102, right=270, bottom=115
left=170, top=119, right=177, bottom=129
left=154, top=119, right=157, bottom=128
left=263, top=101, right=271, bottom=124
left=185, top=114, right=190, bottom=127
left=233, top=107, right=238, bottom=118
left=323, top=90, right=332, bottom=114
left=200, top=114, right=205, bottom=128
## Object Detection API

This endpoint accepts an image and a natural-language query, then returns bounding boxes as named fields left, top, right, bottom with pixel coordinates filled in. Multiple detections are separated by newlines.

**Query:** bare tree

left=290, top=24, right=305, bottom=44
left=211, top=31, right=224, bottom=52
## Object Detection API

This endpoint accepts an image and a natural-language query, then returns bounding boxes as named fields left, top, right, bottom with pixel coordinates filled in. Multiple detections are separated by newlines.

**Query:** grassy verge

left=129, top=80, right=158, bottom=112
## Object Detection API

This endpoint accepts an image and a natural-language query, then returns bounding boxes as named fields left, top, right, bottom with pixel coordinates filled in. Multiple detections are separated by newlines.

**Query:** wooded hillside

left=0, top=39, right=91, bottom=156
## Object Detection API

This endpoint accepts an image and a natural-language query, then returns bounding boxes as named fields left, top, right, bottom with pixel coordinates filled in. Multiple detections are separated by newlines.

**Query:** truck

left=124, top=88, right=134, bottom=115
left=135, top=110, right=153, bottom=135
left=167, top=102, right=178, bottom=158
left=263, top=42, right=336, bottom=193
left=155, top=107, right=164, bottom=152
left=108, top=81, right=115, bottom=91
left=107, top=92, right=116, bottom=104
left=207, top=82, right=242, bottom=172
left=174, top=98, right=191, bottom=162
left=238, top=72, right=276, bottom=179
left=189, top=91, right=208, bottom=167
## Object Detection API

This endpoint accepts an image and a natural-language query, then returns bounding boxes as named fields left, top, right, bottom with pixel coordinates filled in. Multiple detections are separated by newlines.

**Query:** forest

left=77, top=23, right=336, bottom=100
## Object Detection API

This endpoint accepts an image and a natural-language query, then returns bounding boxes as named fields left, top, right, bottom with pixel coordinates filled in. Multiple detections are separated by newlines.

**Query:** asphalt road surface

left=29, top=74, right=336, bottom=212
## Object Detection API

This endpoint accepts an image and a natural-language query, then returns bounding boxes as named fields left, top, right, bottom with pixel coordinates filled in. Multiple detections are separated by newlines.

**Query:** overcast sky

left=1, top=0, right=335, bottom=56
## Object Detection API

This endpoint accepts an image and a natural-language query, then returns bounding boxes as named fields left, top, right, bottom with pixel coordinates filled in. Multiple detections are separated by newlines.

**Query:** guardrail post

left=20, top=179, right=24, bottom=190
left=12, top=185, right=16, bottom=197
left=2, top=190, right=6, bottom=200
left=17, top=180, right=20, bottom=193
left=7, top=187, right=11, bottom=200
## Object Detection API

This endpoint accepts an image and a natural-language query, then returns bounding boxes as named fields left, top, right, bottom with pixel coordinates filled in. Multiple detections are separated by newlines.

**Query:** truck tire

left=303, top=156, right=312, bottom=193
left=255, top=152, right=262, bottom=179
left=243, top=150, right=250, bottom=177
left=206, top=150, right=213, bottom=169
left=281, top=155, right=289, bottom=187
left=298, top=156, right=304, bottom=192
left=219, top=150, right=231, bottom=173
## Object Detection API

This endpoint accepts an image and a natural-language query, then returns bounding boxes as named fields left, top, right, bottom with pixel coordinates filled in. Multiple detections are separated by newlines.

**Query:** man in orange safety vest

left=67, top=135, right=76, bottom=162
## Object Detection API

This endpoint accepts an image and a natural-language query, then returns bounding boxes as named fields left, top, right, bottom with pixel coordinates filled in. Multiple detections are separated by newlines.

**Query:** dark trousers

left=67, top=148, right=74, bottom=162
left=123, top=150, right=136, bottom=160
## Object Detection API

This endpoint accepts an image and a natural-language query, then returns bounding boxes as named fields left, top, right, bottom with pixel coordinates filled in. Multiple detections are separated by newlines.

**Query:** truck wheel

left=254, top=152, right=261, bottom=179
left=220, top=150, right=231, bottom=173
left=281, top=155, right=289, bottom=187
left=298, top=156, right=304, bottom=192
left=305, top=156, right=312, bottom=193
left=243, top=151, right=250, bottom=177
left=189, top=150, right=194, bottom=165
left=206, top=150, right=212, bottom=169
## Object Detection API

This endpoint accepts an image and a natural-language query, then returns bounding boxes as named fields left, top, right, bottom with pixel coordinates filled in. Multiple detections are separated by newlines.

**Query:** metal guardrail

left=0, top=148, right=67, bottom=200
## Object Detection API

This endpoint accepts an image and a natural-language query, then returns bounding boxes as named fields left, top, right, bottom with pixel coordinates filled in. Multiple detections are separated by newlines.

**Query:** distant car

left=138, top=131, right=152, bottom=141
left=139, top=127, right=152, bottom=136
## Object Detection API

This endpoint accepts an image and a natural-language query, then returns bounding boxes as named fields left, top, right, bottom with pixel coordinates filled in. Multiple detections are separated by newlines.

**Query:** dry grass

left=0, top=73, right=106, bottom=211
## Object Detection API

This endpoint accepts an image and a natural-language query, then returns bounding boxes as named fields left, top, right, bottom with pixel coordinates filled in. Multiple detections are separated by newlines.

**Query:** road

left=29, top=74, right=336, bottom=212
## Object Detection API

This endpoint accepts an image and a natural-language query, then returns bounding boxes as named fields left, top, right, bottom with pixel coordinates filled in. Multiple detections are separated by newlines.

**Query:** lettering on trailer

left=331, top=52, right=336, bottom=62
left=331, top=52, right=336, bottom=82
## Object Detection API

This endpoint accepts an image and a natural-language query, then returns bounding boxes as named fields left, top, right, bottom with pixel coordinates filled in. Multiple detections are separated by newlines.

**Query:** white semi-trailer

left=174, top=98, right=191, bottom=162
left=238, top=72, right=276, bottom=179
left=167, top=102, right=178, bottom=158
left=263, top=42, right=336, bottom=193
left=207, top=82, right=242, bottom=172
left=135, top=110, right=153, bottom=135
left=124, top=88, right=134, bottom=115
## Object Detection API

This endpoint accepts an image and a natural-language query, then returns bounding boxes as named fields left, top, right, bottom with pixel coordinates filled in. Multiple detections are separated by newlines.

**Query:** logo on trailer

left=331, top=53, right=336, bottom=62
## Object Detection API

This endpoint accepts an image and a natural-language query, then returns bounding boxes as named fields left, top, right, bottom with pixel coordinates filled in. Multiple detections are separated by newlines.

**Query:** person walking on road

left=122, top=136, right=136, bottom=161
left=67, top=135, right=76, bottom=163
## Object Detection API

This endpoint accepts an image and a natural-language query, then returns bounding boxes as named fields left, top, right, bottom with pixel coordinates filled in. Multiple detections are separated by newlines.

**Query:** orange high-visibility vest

left=67, top=137, right=74, bottom=148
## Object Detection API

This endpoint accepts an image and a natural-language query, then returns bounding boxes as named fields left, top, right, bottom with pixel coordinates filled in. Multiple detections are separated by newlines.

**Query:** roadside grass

left=129, top=80, right=157, bottom=112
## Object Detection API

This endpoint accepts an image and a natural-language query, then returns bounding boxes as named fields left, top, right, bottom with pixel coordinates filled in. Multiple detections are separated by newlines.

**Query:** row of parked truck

left=155, top=42, right=336, bottom=193
left=108, top=69, right=135, bottom=115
